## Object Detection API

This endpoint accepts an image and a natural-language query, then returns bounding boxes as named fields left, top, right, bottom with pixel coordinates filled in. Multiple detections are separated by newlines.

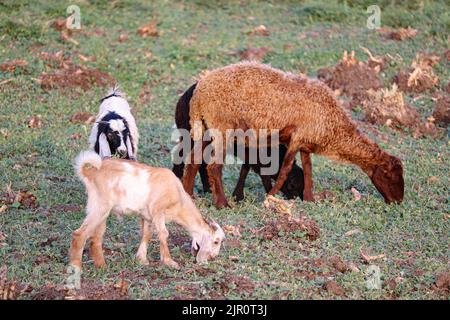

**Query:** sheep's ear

left=98, top=133, right=111, bottom=158
left=96, top=120, right=109, bottom=125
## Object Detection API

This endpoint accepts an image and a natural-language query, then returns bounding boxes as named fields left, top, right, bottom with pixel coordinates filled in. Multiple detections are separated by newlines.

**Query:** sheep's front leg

left=268, top=147, right=298, bottom=196
left=207, top=163, right=229, bottom=208
left=232, top=164, right=250, bottom=202
left=182, top=140, right=206, bottom=196
left=153, top=214, right=180, bottom=269
left=136, top=218, right=153, bottom=265
left=89, top=220, right=107, bottom=268
left=300, top=151, right=314, bottom=201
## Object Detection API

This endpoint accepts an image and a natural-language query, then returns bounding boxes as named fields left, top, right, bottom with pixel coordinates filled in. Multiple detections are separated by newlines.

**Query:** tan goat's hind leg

left=153, top=214, right=180, bottom=270
left=268, top=147, right=298, bottom=196
left=136, top=218, right=153, bottom=265
left=89, top=220, right=107, bottom=268
left=300, top=151, right=315, bottom=201
left=69, top=208, right=109, bottom=270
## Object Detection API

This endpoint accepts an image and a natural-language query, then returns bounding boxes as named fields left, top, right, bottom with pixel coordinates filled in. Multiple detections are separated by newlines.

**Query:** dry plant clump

left=361, top=84, right=443, bottom=138
left=394, top=53, right=440, bottom=93
left=137, top=20, right=159, bottom=37
left=248, top=25, right=269, bottom=36
left=362, top=84, right=419, bottom=128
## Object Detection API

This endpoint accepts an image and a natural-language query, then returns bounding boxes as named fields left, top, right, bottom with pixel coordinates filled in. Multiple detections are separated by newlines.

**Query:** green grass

left=0, top=0, right=448, bottom=300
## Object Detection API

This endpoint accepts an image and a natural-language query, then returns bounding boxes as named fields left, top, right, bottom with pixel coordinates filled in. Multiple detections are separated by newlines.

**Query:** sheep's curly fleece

left=189, top=61, right=389, bottom=172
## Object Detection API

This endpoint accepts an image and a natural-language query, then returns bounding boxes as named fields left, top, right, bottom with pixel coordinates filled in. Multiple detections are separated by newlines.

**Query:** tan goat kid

left=70, top=151, right=225, bottom=271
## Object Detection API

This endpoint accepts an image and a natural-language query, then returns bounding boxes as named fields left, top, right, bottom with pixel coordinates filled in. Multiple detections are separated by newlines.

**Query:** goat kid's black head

left=95, top=117, right=132, bottom=159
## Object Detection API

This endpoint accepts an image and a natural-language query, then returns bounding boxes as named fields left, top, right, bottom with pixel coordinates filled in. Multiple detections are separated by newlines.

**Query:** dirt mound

left=32, top=280, right=129, bottom=300
left=40, top=51, right=72, bottom=69
left=0, top=266, right=30, bottom=300
left=0, top=185, right=38, bottom=210
left=70, top=112, right=95, bottom=124
left=317, top=50, right=382, bottom=100
left=40, top=66, right=114, bottom=91
left=260, top=214, right=320, bottom=241
left=236, top=46, right=270, bottom=62
left=0, top=60, right=28, bottom=73
left=362, top=84, right=420, bottom=128
left=378, top=27, right=418, bottom=41
left=261, top=196, right=319, bottom=241
left=394, top=53, right=439, bottom=93
left=432, top=95, right=450, bottom=127
left=215, top=276, right=254, bottom=297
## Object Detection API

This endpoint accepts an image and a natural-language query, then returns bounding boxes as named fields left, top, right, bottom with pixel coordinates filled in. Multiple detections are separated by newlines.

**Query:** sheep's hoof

left=303, top=191, right=315, bottom=202
left=215, top=200, right=230, bottom=209
left=163, top=259, right=180, bottom=270
left=232, top=192, right=244, bottom=202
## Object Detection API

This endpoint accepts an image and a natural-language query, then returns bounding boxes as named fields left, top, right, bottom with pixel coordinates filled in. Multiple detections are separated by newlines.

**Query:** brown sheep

left=182, top=61, right=404, bottom=208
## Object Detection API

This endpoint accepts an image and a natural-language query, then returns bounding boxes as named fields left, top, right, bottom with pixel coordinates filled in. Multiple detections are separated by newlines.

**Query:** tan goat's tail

left=74, top=151, right=102, bottom=181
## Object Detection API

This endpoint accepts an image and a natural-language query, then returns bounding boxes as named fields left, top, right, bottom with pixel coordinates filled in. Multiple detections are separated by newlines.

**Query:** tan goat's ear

left=207, top=218, right=218, bottom=231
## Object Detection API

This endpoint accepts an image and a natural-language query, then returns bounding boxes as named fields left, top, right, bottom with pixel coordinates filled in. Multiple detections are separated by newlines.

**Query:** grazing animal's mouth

left=191, top=242, right=200, bottom=257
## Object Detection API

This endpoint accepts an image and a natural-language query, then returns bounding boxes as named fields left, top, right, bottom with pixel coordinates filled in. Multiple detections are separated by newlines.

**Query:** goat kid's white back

left=88, top=88, right=139, bottom=158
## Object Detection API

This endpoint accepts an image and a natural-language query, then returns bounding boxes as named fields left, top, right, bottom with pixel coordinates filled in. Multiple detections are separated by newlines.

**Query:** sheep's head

left=369, top=155, right=404, bottom=204
left=96, top=117, right=134, bottom=159
left=191, top=219, right=225, bottom=264
left=280, top=163, right=305, bottom=200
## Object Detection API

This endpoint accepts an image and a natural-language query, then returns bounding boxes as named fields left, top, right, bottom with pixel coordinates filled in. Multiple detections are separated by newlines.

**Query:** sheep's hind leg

left=232, top=163, right=250, bottom=202
left=182, top=140, right=207, bottom=196
left=268, top=146, right=298, bottom=196
left=300, top=151, right=315, bottom=201
left=199, top=163, right=211, bottom=193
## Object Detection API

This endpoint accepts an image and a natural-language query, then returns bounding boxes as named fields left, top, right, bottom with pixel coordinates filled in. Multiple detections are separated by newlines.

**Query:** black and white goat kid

left=89, top=88, right=139, bottom=160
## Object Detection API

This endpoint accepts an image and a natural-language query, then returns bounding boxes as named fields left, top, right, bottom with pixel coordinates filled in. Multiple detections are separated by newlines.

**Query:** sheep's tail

left=74, top=151, right=102, bottom=181
left=175, top=82, right=197, bottom=131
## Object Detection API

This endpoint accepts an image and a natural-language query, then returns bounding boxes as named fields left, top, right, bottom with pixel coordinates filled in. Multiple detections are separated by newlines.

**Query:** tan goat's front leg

left=152, top=214, right=180, bottom=270
left=136, top=218, right=153, bottom=265
left=89, top=220, right=107, bottom=268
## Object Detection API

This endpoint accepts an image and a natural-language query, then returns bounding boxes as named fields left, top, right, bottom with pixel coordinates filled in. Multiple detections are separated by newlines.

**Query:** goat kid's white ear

left=98, top=133, right=112, bottom=159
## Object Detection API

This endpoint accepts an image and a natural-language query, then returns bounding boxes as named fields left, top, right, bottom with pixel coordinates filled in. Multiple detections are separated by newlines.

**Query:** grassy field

left=0, top=0, right=448, bottom=300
